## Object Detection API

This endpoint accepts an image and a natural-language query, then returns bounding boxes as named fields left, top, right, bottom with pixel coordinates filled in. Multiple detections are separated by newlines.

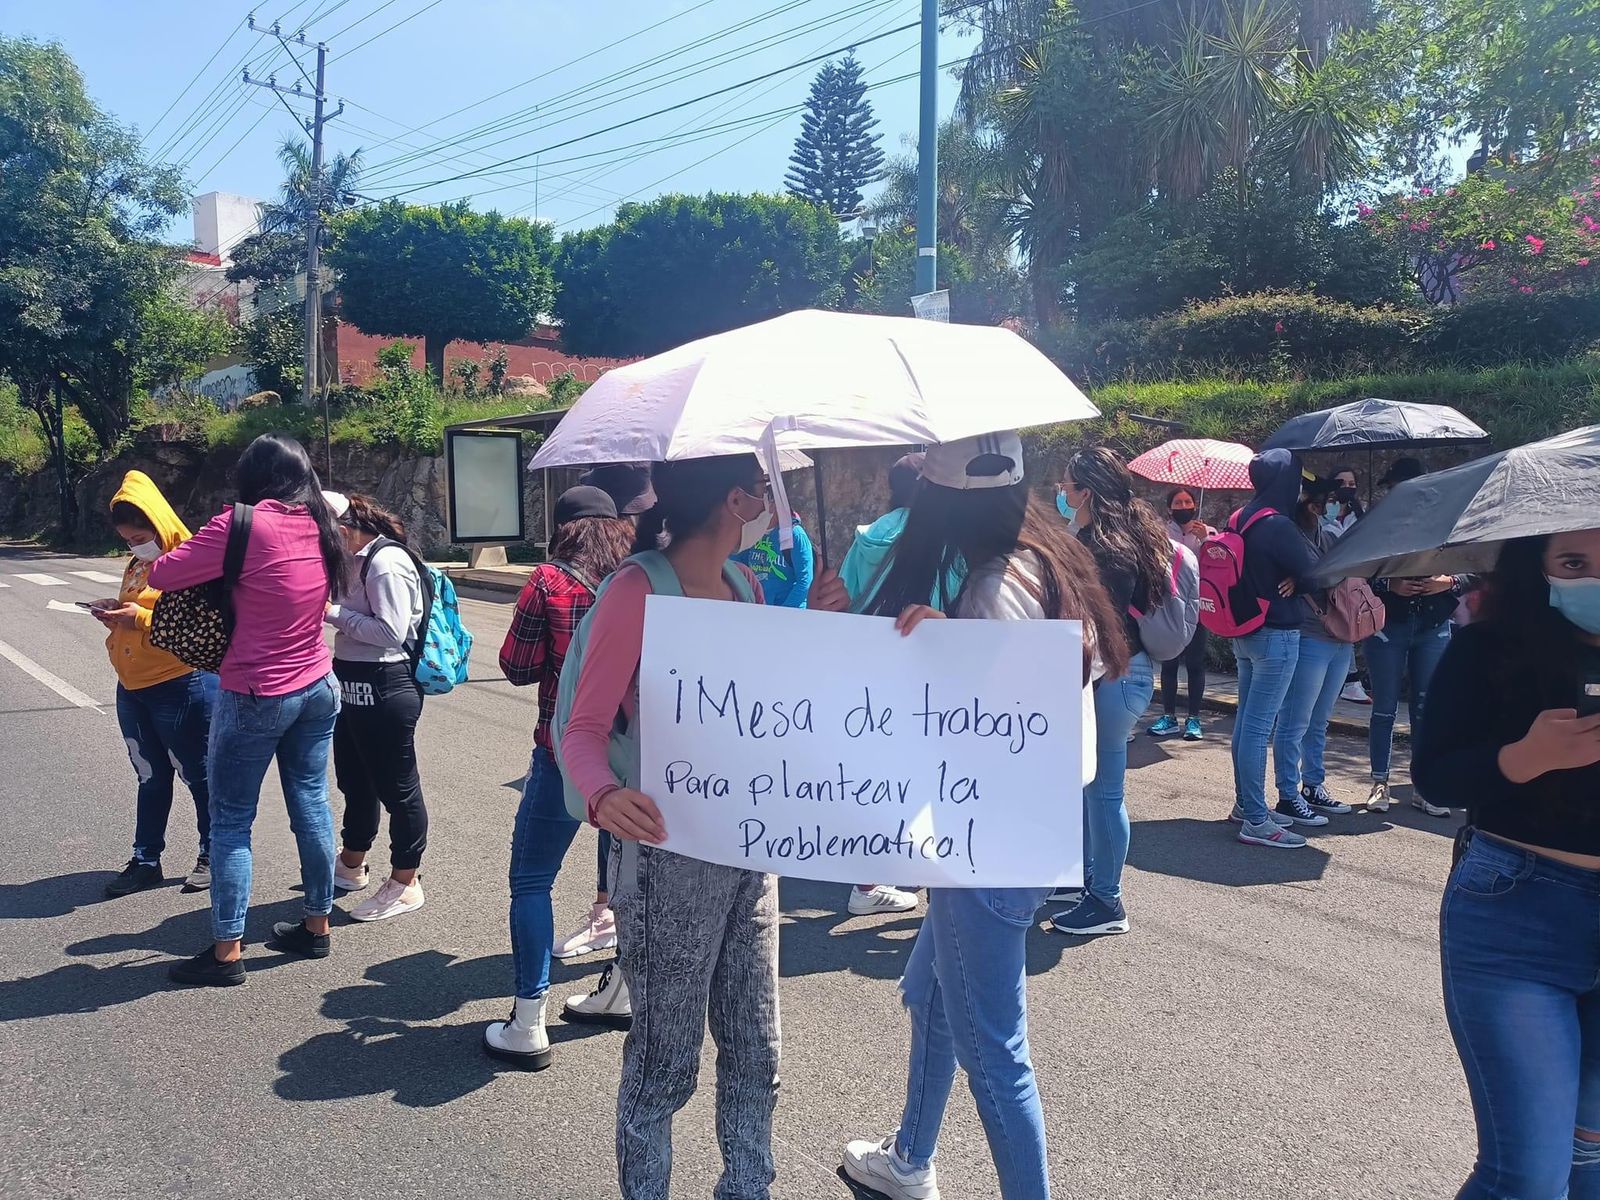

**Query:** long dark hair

left=234, top=433, right=349, bottom=599
left=868, top=481, right=1131, bottom=684
left=1068, top=447, right=1172, bottom=612
left=341, top=494, right=408, bottom=545
left=1480, top=534, right=1582, bottom=704
left=632, top=455, right=763, bottom=554
left=551, top=516, right=635, bottom=584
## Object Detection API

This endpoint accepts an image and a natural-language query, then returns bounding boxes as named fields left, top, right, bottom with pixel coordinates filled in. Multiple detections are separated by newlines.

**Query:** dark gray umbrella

left=1262, top=398, right=1489, bottom=452
left=1313, top=424, right=1600, bottom=580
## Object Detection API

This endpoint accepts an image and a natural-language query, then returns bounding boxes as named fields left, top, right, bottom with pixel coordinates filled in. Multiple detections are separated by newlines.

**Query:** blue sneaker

left=1050, top=894, right=1130, bottom=936
left=1148, top=714, right=1179, bottom=737
left=1183, top=717, right=1203, bottom=741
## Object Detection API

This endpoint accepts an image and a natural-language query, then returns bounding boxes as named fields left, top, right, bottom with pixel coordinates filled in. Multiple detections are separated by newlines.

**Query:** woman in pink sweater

left=558, top=454, right=798, bottom=1199
left=151, top=433, right=350, bottom=988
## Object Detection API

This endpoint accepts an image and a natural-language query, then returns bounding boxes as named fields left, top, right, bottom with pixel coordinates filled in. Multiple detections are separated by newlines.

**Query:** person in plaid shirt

left=484, top=485, right=636, bottom=1070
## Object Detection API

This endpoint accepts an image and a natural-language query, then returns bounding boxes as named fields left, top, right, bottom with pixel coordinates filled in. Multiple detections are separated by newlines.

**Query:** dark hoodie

left=1236, top=449, right=1321, bottom=629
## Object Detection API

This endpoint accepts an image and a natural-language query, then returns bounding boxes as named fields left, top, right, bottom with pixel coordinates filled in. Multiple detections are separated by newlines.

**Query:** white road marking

left=71, top=570, right=122, bottom=583
left=0, top=580, right=8, bottom=587
left=13, top=573, right=68, bottom=586
left=0, top=637, right=103, bottom=713
left=46, top=600, right=98, bottom=616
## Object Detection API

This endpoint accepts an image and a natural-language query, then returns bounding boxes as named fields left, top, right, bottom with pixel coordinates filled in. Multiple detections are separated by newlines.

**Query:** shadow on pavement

left=776, top=878, right=920, bottom=982
left=275, top=951, right=621, bottom=1107
left=1126, top=818, right=1332, bottom=887
left=0, top=870, right=149, bottom=919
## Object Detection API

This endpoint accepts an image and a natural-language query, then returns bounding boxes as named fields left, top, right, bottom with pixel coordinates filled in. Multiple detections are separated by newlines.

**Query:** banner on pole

left=638, top=595, right=1086, bottom=888
left=910, top=289, right=950, bottom=322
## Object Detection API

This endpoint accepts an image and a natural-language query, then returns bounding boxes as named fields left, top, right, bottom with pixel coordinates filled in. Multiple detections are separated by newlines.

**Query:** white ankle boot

left=562, top=962, right=633, bottom=1030
left=482, top=996, right=551, bottom=1070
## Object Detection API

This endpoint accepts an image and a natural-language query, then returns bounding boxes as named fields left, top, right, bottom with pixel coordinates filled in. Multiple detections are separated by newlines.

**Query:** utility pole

left=245, top=15, right=344, bottom=404
left=914, top=0, right=939, bottom=297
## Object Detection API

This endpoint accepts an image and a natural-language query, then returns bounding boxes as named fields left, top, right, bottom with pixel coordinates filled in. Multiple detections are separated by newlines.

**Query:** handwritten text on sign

left=638, top=595, right=1085, bottom=888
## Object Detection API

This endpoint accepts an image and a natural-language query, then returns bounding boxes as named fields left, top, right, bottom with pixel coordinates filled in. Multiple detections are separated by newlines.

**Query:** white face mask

left=128, top=540, right=162, bottom=562
left=735, top=493, right=771, bottom=554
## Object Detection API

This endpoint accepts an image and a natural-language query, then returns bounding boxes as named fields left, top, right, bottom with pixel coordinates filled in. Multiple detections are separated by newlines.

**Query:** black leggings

left=334, top=659, right=428, bottom=870
left=1159, top=626, right=1209, bottom=719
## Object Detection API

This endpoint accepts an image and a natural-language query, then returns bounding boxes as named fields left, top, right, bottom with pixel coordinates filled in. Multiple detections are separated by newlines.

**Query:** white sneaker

left=348, top=877, right=424, bottom=922
left=842, top=1136, right=940, bottom=1200
left=334, top=858, right=369, bottom=892
left=1228, top=804, right=1295, bottom=826
left=1237, top=820, right=1307, bottom=849
left=848, top=885, right=919, bottom=916
left=562, top=962, right=632, bottom=1030
left=1366, top=780, right=1392, bottom=812
left=1340, top=680, right=1372, bottom=704
left=553, top=904, right=617, bottom=959
left=1413, top=795, right=1453, bottom=818
left=483, top=996, right=550, bottom=1070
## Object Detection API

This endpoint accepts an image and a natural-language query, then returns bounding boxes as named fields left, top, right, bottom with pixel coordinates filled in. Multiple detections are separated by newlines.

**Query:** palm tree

left=227, top=139, right=364, bottom=285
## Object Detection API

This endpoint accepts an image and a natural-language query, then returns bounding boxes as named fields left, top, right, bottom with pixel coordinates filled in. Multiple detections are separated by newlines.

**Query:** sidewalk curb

left=1196, top=690, right=1404, bottom=741
left=440, top=566, right=529, bottom=596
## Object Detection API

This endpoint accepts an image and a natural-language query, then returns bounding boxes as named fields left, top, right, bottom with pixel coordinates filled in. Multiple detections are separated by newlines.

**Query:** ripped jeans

left=1442, top=834, right=1600, bottom=1199
left=894, top=886, right=1052, bottom=1199
left=115, top=673, right=217, bottom=864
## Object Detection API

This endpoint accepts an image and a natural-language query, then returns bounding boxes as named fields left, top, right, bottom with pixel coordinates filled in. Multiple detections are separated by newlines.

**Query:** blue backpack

left=551, top=550, right=756, bottom=820
left=361, top=538, right=473, bottom=696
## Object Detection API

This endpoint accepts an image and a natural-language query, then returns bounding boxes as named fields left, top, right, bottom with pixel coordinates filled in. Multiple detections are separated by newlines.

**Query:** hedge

left=1045, top=286, right=1600, bottom=382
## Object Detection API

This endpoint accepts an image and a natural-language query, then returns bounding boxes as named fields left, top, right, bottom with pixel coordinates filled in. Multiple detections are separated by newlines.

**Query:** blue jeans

left=1231, top=627, right=1301, bottom=825
left=115, top=672, right=217, bottom=863
left=896, top=886, right=1052, bottom=1199
left=509, top=747, right=581, bottom=1000
left=1365, top=616, right=1451, bottom=781
left=1273, top=637, right=1353, bottom=802
left=1083, top=652, right=1154, bottom=905
left=208, top=673, right=340, bottom=943
left=1441, top=834, right=1600, bottom=1199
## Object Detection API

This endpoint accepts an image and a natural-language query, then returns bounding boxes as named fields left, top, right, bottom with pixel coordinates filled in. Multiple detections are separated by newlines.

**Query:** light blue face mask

left=1056, top=491, right=1078, bottom=524
left=1549, top=575, right=1600, bottom=635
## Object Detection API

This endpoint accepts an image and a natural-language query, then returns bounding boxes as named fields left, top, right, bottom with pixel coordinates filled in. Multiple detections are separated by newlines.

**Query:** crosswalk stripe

left=13, top=573, right=68, bottom=586
left=71, top=570, right=122, bottom=584
left=0, top=580, right=9, bottom=587
left=0, top=637, right=103, bottom=713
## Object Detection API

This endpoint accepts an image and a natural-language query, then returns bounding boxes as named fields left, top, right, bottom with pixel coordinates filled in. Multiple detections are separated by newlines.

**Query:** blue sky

left=14, top=0, right=964, bottom=243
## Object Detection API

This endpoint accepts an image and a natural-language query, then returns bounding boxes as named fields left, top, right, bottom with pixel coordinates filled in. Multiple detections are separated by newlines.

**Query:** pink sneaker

left=554, top=904, right=617, bottom=959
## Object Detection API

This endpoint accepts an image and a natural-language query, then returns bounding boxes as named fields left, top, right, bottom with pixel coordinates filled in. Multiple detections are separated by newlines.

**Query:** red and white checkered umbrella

left=1128, top=438, right=1255, bottom=490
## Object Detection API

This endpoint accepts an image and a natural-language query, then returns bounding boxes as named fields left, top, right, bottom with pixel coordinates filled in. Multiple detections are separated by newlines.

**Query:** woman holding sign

left=559, top=454, right=837, bottom=1200
left=841, top=431, right=1129, bottom=1200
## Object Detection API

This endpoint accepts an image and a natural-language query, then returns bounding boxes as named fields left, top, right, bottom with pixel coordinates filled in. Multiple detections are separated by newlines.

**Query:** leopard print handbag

left=150, top=503, right=254, bottom=673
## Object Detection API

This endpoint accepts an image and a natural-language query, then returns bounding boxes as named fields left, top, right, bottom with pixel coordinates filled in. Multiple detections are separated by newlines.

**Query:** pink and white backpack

left=1196, top=508, right=1277, bottom=638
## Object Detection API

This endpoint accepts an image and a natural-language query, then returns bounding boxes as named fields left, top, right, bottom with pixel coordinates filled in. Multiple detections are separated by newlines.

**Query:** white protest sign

left=638, top=595, right=1084, bottom=888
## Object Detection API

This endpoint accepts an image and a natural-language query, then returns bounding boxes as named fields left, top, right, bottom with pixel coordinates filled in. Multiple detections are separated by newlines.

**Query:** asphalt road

left=0, top=544, right=1476, bottom=1199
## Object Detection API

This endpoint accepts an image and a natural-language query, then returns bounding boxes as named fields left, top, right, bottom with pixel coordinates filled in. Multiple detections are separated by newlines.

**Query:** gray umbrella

left=1313, top=424, right=1600, bottom=580
left=1262, top=398, right=1489, bottom=452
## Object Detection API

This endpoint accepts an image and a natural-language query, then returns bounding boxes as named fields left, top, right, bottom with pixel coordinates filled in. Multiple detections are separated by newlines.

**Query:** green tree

left=328, top=199, right=556, bottom=385
left=785, top=53, right=886, bottom=216
left=552, top=193, right=844, bottom=358
left=228, top=139, right=365, bottom=285
left=0, top=36, right=184, bottom=530
left=132, top=291, right=237, bottom=396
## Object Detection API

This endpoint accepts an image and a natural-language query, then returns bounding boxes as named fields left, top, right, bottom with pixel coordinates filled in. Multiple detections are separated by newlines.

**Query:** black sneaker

left=168, top=948, right=246, bottom=988
left=105, top=858, right=162, bottom=897
left=1274, top=792, right=1330, bottom=827
left=268, top=920, right=330, bottom=959
left=1301, top=783, right=1352, bottom=815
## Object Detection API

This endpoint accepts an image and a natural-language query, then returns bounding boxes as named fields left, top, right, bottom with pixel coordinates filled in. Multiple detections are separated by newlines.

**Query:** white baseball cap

left=920, top=432, right=1025, bottom=490
left=322, top=490, right=351, bottom=519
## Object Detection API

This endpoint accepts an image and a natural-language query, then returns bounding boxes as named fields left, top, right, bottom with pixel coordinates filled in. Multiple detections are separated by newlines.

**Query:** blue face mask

left=1056, top=491, right=1078, bottom=524
left=1549, top=575, right=1600, bottom=635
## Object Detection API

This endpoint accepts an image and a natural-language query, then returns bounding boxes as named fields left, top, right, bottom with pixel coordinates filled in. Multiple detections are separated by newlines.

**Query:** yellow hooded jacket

left=106, top=471, right=197, bottom=690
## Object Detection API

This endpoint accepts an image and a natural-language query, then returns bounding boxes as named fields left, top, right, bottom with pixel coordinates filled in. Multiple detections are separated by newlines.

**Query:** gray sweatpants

left=610, top=840, right=781, bottom=1200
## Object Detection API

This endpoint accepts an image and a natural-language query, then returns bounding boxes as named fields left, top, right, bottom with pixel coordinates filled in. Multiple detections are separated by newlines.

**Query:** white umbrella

left=529, top=309, right=1098, bottom=468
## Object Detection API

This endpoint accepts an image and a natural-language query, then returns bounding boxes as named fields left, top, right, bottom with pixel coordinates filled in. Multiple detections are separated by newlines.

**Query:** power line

left=141, top=16, right=249, bottom=146
left=358, top=0, right=848, bottom=182
left=372, top=17, right=921, bottom=199
left=333, top=0, right=449, bottom=60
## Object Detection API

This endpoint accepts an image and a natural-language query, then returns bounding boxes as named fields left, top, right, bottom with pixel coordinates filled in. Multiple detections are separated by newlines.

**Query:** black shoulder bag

left=150, top=503, right=255, bottom=674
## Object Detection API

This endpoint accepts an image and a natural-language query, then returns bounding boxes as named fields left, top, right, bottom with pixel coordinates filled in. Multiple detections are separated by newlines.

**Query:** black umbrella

left=1262, top=399, right=1489, bottom=452
left=1313, top=424, right=1600, bottom=581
